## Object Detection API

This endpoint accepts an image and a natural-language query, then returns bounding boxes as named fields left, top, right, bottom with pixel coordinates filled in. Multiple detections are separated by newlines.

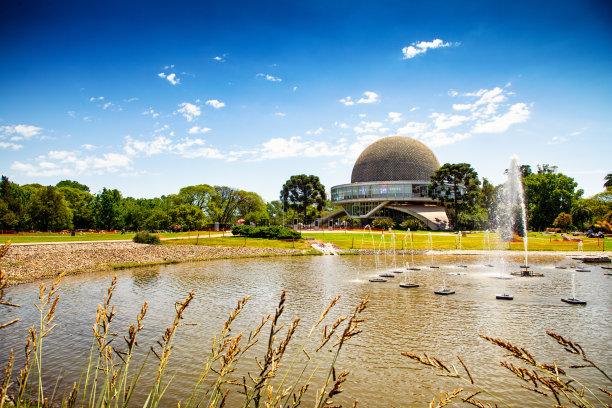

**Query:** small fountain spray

left=391, top=233, right=403, bottom=273
left=457, top=231, right=467, bottom=268
left=495, top=258, right=513, bottom=300
left=406, top=228, right=420, bottom=270
left=428, top=232, right=438, bottom=268
left=378, top=232, right=396, bottom=278
left=484, top=230, right=494, bottom=267
left=561, top=273, right=587, bottom=305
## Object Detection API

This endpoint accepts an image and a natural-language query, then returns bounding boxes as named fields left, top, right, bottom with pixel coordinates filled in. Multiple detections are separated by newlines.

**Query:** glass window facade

left=331, top=182, right=431, bottom=203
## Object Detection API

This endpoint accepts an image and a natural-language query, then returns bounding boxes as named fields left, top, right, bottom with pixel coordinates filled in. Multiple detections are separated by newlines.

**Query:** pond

left=1, top=253, right=611, bottom=407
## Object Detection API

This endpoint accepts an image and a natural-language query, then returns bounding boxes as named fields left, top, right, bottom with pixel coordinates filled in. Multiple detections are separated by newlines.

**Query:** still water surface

left=1, top=253, right=611, bottom=407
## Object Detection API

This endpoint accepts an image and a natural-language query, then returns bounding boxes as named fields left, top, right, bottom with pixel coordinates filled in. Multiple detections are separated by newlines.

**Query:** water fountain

left=456, top=231, right=468, bottom=268
left=390, top=233, right=403, bottom=274
left=378, top=232, right=396, bottom=278
left=499, top=156, right=540, bottom=277
left=561, top=273, right=587, bottom=305
left=483, top=230, right=494, bottom=267
left=399, top=261, right=420, bottom=288
left=434, top=274, right=455, bottom=295
left=406, top=228, right=420, bottom=270
left=427, top=232, right=439, bottom=268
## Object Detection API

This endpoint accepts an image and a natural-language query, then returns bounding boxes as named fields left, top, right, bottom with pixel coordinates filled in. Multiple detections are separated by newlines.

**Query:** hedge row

left=231, top=225, right=301, bottom=240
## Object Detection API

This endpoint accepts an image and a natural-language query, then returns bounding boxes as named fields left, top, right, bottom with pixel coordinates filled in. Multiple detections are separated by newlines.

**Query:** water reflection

left=0, top=254, right=610, bottom=407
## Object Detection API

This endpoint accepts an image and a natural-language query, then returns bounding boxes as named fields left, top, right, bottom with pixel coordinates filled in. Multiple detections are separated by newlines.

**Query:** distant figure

left=578, top=241, right=583, bottom=252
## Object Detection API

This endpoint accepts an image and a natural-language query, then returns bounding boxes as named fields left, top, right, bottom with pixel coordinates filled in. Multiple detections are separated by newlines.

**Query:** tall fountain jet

left=498, top=156, right=534, bottom=276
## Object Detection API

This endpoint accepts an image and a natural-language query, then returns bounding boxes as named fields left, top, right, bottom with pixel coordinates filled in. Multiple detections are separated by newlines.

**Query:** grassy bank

left=0, top=230, right=226, bottom=244
left=163, top=235, right=313, bottom=250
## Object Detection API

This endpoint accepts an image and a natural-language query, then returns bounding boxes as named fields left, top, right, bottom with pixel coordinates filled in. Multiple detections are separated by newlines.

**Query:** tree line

left=428, top=163, right=612, bottom=233
left=0, top=177, right=317, bottom=232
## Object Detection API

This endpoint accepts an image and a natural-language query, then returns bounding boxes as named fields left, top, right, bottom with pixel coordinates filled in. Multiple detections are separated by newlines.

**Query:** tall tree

left=523, top=167, right=582, bottom=231
left=58, top=186, right=95, bottom=229
left=56, top=180, right=90, bottom=192
left=28, top=186, right=73, bottom=231
left=571, top=201, right=592, bottom=231
left=280, top=175, right=326, bottom=224
left=428, top=163, right=480, bottom=230
left=95, top=188, right=123, bottom=230
left=0, top=176, right=25, bottom=230
left=605, top=173, right=612, bottom=189
left=176, top=184, right=216, bottom=214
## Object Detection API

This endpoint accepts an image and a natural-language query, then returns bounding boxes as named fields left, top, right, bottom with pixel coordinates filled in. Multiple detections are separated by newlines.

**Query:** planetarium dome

left=351, top=136, right=440, bottom=183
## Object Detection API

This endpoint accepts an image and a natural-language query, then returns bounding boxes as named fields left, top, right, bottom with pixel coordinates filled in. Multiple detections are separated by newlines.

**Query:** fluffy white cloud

left=353, top=121, right=386, bottom=134
left=339, top=96, right=354, bottom=106
left=402, top=39, right=451, bottom=59
left=124, top=136, right=172, bottom=156
left=275, top=112, right=286, bottom=117
left=357, top=91, right=380, bottom=104
left=430, top=113, right=469, bottom=130
left=258, top=136, right=345, bottom=160
left=1, top=124, right=43, bottom=140
left=11, top=149, right=132, bottom=177
left=158, top=72, right=180, bottom=85
left=472, top=102, right=530, bottom=134
left=177, top=102, right=201, bottom=122
left=397, top=121, right=429, bottom=135
left=89, top=96, right=104, bottom=101
left=170, top=138, right=224, bottom=159
left=340, top=91, right=380, bottom=106
left=388, top=112, right=403, bottom=123
left=0, top=142, right=23, bottom=150
left=188, top=126, right=212, bottom=134
left=205, top=99, right=225, bottom=109
left=256, top=73, right=282, bottom=82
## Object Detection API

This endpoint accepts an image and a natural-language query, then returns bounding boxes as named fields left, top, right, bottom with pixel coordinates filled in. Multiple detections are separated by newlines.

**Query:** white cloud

left=213, top=54, right=227, bottom=62
left=0, top=142, right=23, bottom=150
left=275, top=112, right=286, bottom=117
left=402, top=39, right=451, bottom=59
left=170, top=138, right=224, bottom=159
left=11, top=149, right=132, bottom=177
left=354, top=121, right=385, bottom=134
left=306, top=127, right=324, bottom=135
left=188, top=126, right=212, bottom=134
left=205, top=99, right=225, bottom=109
left=176, top=102, right=201, bottom=122
left=82, top=144, right=97, bottom=150
left=340, top=91, right=380, bottom=106
left=429, top=112, right=469, bottom=130
left=125, top=97, right=139, bottom=102
left=89, top=96, right=104, bottom=101
left=258, top=136, right=346, bottom=160
left=397, top=121, right=429, bottom=135
left=256, top=73, right=282, bottom=82
left=1, top=124, right=43, bottom=140
left=472, top=102, right=530, bottom=134
left=548, top=136, right=568, bottom=145
left=142, top=107, right=159, bottom=118
left=334, top=122, right=349, bottom=129
left=125, top=136, right=172, bottom=156
left=67, top=111, right=76, bottom=118
left=409, top=106, right=420, bottom=112
left=452, top=103, right=471, bottom=111
left=158, top=72, right=180, bottom=85
left=388, top=112, right=403, bottom=123
left=339, top=96, right=354, bottom=106
left=357, top=91, right=380, bottom=104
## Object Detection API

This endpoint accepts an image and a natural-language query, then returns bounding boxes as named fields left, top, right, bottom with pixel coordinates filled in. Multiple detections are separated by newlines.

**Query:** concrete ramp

left=386, top=204, right=450, bottom=230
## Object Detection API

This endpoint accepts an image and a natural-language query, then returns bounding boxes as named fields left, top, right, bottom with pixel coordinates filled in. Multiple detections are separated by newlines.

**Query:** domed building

left=325, top=136, right=450, bottom=230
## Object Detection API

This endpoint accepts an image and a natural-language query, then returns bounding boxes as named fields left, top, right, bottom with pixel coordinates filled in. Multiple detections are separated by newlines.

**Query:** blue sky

left=1, top=0, right=610, bottom=201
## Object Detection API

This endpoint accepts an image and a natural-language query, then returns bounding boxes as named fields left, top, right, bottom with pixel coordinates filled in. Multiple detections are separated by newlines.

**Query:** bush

left=133, top=231, right=161, bottom=245
left=400, top=217, right=426, bottom=231
left=231, top=225, right=301, bottom=240
left=372, top=218, right=394, bottom=230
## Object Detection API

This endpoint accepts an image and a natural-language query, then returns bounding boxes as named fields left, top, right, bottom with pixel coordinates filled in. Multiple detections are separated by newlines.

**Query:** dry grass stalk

left=547, top=331, right=612, bottom=383
left=0, top=241, right=20, bottom=330
left=429, top=388, right=463, bottom=408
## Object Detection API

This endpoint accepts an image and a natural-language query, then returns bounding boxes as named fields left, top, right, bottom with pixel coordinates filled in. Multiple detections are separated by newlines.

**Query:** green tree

left=553, top=212, right=573, bottom=231
left=28, top=186, right=73, bottom=231
left=280, top=175, right=326, bottom=225
left=168, top=204, right=207, bottom=230
left=605, top=173, right=612, bottom=189
left=56, top=179, right=90, bottom=192
left=0, top=176, right=25, bottom=231
left=175, top=184, right=216, bottom=214
left=372, top=218, right=394, bottom=230
left=206, top=186, right=249, bottom=225
left=571, top=201, right=592, bottom=231
left=95, top=188, right=123, bottom=230
left=58, top=186, right=95, bottom=229
left=266, top=200, right=285, bottom=225
left=428, top=163, right=480, bottom=230
left=523, top=166, right=583, bottom=231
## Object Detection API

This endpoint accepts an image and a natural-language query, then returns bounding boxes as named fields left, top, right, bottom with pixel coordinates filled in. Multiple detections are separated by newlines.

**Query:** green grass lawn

left=303, top=230, right=609, bottom=252
left=163, top=235, right=313, bottom=250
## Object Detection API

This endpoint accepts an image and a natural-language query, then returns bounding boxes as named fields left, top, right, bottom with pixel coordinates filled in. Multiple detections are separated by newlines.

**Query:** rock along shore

left=1, top=241, right=307, bottom=286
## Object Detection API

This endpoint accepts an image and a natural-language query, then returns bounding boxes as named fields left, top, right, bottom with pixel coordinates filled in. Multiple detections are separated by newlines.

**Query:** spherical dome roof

left=351, top=136, right=440, bottom=183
